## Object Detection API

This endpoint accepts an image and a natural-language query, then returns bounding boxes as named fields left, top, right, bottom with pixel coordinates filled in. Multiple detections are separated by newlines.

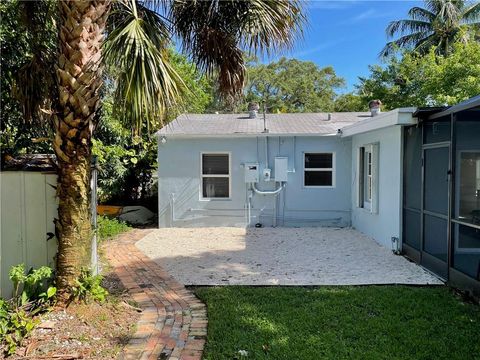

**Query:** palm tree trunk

left=53, top=0, right=110, bottom=295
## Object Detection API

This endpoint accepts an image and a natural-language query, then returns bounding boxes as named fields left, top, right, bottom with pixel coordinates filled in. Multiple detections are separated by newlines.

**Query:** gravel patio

left=135, top=227, right=443, bottom=286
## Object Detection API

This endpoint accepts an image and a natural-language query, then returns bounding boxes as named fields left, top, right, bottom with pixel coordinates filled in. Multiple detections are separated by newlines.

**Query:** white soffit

left=340, top=108, right=417, bottom=137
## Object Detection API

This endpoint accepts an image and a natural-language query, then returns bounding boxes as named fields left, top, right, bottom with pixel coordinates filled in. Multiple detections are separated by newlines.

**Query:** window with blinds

left=201, top=153, right=230, bottom=198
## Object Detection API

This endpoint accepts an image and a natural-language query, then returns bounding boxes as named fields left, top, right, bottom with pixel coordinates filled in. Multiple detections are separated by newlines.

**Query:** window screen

left=201, top=154, right=230, bottom=198
left=304, top=153, right=334, bottom=186
left=358, top=144, right=379, bottom=212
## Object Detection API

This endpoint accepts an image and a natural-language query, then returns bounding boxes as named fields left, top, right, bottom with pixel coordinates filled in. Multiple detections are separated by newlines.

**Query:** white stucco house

left=157, top=96, right=480, bottom=295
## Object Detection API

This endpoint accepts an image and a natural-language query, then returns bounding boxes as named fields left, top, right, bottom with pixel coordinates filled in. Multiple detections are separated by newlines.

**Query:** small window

left=304, top=153, right=334, bottom=187
left=358, top=144, right=378, bottom=212
left=201, top=153, right=230, bottom=198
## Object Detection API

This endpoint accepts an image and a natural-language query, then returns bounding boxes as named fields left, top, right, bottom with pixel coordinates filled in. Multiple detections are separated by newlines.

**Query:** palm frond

left=380, top=31, right=432, bottom=57
left=104, top=0, right=185, bottom=134
left=386, top=19, right=432, bottom=38
left=170, top=0, right=305, bottom=98
left=462, top=1, right=480, bottom=23
left=240, top=0, right=306, bottom=54
left=414, top=33, right=440, bottom=54
left=438, top=0, right=463, bottom=22
left=408, top=6, right=436, bottom=22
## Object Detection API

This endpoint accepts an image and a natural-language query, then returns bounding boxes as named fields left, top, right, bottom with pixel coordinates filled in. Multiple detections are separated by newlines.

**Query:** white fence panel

left=0, top=172, right=58, bottom=298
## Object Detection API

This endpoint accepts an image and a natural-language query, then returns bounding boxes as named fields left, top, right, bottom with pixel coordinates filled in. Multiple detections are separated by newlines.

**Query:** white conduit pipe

left=252, top=182, right=284, bottom=195
left=252, top=183, right=285, bottom=227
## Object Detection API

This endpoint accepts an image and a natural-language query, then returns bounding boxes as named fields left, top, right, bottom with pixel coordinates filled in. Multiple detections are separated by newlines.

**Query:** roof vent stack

left=248, top=102, right=260, bottom=119
left=369, top=99, right=382, bottom=117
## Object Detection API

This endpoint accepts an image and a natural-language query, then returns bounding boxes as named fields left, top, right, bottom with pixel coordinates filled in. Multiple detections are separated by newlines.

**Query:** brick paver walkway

left=105, top=229, right=208, bottom=360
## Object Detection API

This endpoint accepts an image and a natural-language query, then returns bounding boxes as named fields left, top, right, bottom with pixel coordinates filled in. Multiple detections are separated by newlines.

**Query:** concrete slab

left=135, top=227, right=443, bottom=286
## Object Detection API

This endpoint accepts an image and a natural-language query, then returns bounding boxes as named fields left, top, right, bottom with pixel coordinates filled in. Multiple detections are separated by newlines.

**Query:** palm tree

left=16, top=0, right=305, bottom=297
left=380, top=0, right=480, bottom=57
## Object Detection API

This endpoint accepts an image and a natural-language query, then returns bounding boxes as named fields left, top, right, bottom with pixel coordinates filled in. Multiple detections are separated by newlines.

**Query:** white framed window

left=358, top=144, right=378, bottom=213
left=303, top=152, right=335, bottom=187
left=200, top=153, right=231, bottom=199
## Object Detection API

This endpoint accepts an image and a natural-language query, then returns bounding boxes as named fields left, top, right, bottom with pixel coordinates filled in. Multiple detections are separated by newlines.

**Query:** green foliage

left=71, top=268, right=108, bottom=303
left=164, top=48, right=213, bottom=120
left=92, top=48, right=212, bottom=204
left=93, top=90, right=157, bottom=203
left=357, top=42, right=480, bottom=109
left=8, top=264, right=56, bottom=307
left=381, top=0, right=480, bottom=57
left=244, top=57, right=345, bottom=113
left=104, top=0, right=185, bottom=135
left=333, top=93, right=366, bottom=112
left=97, top=216, right=131, bottom=241
left=0, top=0, right=56, bottom=158
left=0, top=300, right=39, bottom=356
left=1, top=264, right=56, bottom=355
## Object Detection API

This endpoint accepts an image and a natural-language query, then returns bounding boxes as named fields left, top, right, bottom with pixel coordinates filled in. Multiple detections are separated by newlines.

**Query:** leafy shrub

left=0, top=300, right=38, bottom=356
left=1, top=264, right=56, bottom=356
left=71, top=268, right=108, bottom=303
left=9, top=264, right=56, bottom=306
left=97, top=215, right=131, bottom=241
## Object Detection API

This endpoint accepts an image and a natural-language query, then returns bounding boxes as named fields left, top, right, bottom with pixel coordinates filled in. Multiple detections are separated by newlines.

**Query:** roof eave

left=156, top=132, right=341, bottom=139
left=340, top=108, right=417, bottom=137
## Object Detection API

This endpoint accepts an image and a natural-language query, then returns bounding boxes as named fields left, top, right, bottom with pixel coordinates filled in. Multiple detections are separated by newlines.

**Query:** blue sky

left=268, top=0, right=422, bottom=92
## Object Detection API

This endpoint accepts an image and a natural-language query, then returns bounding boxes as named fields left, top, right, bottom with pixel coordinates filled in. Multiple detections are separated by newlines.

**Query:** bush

left=9, top=264, right=56, bottom=306
left=0, top=300, right=38, bottom=356
left=1, top=264, right=56, bottom=356
left=97, top=215, right=131, bottom=241
left=71, top=268, right=108, bottom=303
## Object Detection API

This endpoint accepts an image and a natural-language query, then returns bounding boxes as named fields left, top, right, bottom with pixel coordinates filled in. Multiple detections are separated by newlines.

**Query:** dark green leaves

left=104, top=0, right=186, bottom=134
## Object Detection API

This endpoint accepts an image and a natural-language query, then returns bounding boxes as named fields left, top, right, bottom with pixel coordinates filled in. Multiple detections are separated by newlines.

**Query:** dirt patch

left=6, top=273, right=140, bottom=360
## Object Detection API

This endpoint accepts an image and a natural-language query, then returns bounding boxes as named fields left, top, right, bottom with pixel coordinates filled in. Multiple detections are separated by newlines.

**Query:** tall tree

left=380, top=0, right=480, bottom=57
left=359, top=42, right=480, bottom=109
left=245, top=57, right=344, bottom=113
left=0, top=0, right=56, bottom=158
left=14, top=0, right=305, bottom=297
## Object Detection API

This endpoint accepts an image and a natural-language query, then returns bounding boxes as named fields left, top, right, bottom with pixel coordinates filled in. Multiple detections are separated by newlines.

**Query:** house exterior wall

left=0, top=172, right=58, bottom=298
left=158, top=136, right=353, bottom=228
left=350, top=126, right=403, bottom=249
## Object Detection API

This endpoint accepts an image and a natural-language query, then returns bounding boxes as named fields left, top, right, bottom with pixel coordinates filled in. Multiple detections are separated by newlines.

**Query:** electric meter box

left=274, top=157, right=288, bottom=182
left=244, top=163, right=259, bottom=183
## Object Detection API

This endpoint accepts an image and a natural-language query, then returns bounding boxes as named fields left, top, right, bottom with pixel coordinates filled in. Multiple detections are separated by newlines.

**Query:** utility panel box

left=274, top=157, right=288, bottom=182
left=244, top=163, right=259, bottom=183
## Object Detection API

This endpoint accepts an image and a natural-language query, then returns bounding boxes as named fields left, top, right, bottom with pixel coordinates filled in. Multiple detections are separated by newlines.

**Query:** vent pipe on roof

left=369, top=99, right=382, bottom=116
left=248, top=102, right=260, bottom=119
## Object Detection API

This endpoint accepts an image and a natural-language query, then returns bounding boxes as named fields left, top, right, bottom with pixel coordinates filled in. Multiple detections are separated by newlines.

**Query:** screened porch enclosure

left=403, top=100, right=480, bottom=295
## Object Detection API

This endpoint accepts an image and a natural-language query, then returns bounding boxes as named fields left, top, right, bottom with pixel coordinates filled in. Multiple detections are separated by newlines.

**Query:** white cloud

left=306, top=0, right=358, bottom=10
left=292, top=39, right=345, bottom=57
left=340, top=8, right=394, bottom=25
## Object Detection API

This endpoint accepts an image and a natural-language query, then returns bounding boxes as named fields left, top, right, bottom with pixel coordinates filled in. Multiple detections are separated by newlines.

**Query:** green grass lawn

left=195, top=286, right=480, bottom=360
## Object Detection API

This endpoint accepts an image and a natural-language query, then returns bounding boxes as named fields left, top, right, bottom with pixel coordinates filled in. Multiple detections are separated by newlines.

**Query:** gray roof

left=158, top=112, right=372, bottom=137
left=1, top=154, right=56, bottom=172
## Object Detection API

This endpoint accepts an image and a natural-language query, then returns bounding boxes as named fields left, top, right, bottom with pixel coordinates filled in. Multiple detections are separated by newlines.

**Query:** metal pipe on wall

left=252, top=182, right=284, bottom=195
left=265, top=136, right=269, bottom=168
